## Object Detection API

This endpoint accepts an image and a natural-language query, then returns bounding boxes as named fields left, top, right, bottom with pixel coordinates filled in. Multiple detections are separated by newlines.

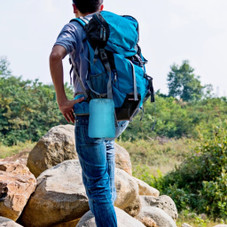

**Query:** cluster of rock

left=0, top=125, right=224, bottom=227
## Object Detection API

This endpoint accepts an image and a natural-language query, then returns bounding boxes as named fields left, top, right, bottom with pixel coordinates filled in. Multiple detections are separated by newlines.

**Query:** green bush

left=150, top=127, right=227, bottom=219
left=120, top=94, right=227, bottom=141
left=120, top=96, right=195, bottom=140
left=1, top=58, right=227, bottom=146
left=0, top=59, right=73, bottom=145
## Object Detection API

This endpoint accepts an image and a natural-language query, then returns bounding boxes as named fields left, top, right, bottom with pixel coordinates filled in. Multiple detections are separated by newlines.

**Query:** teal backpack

left=70, top=11, right=154, bottom=121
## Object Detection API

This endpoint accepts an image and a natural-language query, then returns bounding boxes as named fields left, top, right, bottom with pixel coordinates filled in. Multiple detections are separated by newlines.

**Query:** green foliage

left=120, top=95, right=192, bottom=140
left=0, top=57, right=11, bottom=76
left=150, top=127, right=227, bottom=220
left=121, top=95, right=227, bottom=140
left=167, top=60, right=203, bottom=101
left=118, top=138, right=197, bottom=176
left=192, top=98, right=227, bottom=139
left=177, top=210, right=223, bottom=227
left=2, top=58, right=227, bottom=145
left=0, top=58, right=73, bottom=145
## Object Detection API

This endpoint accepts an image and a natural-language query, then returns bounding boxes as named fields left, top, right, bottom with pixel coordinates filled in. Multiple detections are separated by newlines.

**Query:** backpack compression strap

left=99, top=49, right=113, bottom=99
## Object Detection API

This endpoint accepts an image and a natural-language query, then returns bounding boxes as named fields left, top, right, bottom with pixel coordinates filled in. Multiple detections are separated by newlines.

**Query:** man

left=49, top=1, right=128, bottom=226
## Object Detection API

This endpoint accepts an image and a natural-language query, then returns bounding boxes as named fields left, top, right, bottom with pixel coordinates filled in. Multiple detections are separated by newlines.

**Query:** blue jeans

left=75, top=116, right=128, bottom=227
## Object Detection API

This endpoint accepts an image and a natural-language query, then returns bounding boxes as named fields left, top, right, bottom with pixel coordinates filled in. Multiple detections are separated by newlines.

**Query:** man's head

left=72, top=0, right=103, bottom=16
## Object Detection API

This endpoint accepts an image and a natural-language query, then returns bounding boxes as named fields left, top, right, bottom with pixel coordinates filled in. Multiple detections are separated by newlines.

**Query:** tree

left=167, top=60, right=203, bottom=101
left=0, top=57, right=74, bottom=145
left=0, top=57, right=11, bottom=76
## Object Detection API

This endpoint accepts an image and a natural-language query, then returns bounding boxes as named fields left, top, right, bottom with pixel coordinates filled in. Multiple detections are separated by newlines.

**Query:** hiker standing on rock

left=49, top=0, right=129, bottom=226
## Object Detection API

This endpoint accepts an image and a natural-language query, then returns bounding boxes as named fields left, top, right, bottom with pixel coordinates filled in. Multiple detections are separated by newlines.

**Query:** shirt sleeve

left=54, top=23, right=79, bottom=54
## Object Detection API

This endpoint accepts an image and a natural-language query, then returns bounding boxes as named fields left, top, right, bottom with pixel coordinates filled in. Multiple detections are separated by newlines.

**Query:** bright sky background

left=0, top=0, right=227, bottom=96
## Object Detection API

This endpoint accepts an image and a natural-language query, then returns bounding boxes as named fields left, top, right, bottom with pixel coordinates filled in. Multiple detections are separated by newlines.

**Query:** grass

left=176, top=211, right=225, bottom=227
left=0, top=141, right=35, bottom=159
left=117, top=137, right=199, bottom=177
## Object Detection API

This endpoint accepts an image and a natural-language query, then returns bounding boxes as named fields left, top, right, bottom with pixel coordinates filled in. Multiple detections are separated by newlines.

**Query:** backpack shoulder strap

left=68, top=17, right=90, bottom=99
left=70, top=17, right=89, bottom=28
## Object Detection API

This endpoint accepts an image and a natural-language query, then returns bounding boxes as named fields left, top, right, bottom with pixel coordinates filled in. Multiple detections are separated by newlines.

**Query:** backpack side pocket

left=86, top=72, right=108, bottom=98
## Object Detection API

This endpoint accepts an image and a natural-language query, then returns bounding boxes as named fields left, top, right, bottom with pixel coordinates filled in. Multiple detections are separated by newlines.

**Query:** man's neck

left=76, top=12, right=92, bottom=18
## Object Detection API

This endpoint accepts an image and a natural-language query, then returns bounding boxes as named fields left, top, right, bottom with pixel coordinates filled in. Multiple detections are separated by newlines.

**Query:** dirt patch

left=0, top=149, right=30, bottom=165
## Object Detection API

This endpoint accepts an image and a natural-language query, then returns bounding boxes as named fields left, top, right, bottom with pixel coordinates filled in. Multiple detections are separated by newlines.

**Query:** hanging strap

left=69, top=55, right=89, bottom=99
left=99, top=48, right=118, bottom=126
left=129, top=60, right=138, bottom=101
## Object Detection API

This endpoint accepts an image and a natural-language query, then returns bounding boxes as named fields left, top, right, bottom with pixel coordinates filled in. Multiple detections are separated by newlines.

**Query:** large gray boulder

left=27, top=125, right=77, bottom=177
left=115, top=168, right=141, bottom=217
left=141, top=195, right=178, bottom=220
left=136, top=206, right=177, bottom=227
left=76, top=207, right=146, bottom=227
left=19, top=160, right=89, bottom=227
left=115, top=143, right=132, bottom=175
left=181, top=223, right=193, bottom=227
left=133, top=177, right=160, bottom=197
left=136, top=196, right=177, bottom=227
left=0, top=216, right=23, bottom=226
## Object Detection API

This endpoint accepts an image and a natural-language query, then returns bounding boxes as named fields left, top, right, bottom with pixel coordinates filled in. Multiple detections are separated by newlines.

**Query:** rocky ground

left=0, top=125, right=226, bottom=227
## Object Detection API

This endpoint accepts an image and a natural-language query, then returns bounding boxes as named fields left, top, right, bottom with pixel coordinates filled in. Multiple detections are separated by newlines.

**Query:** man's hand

left=58, top=98, right=84, bottom=123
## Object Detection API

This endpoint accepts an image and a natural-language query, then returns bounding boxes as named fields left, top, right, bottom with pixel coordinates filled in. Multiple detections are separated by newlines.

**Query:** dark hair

left=73, top=0, right=103, bottom=14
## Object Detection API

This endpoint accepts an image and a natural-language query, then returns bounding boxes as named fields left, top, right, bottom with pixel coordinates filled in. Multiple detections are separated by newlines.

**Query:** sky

left=0, top=0, right=227, bottom=96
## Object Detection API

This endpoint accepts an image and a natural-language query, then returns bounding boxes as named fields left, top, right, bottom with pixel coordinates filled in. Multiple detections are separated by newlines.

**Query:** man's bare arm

left=49, top=45, right=84, bottom=123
